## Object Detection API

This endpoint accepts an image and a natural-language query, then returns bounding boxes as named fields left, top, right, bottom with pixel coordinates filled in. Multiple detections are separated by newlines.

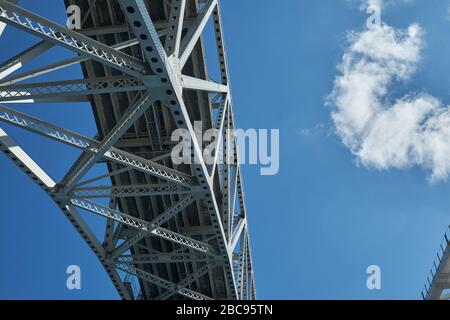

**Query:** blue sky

left=1, top=0, right=450, bottom=300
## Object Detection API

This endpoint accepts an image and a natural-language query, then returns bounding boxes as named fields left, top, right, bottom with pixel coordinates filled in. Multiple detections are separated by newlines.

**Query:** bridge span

left=0, top=0, right=254, bottom=300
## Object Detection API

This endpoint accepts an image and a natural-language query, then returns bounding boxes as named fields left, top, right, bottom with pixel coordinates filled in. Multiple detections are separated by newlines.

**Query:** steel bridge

left=0, top=0, right=255, bottom=300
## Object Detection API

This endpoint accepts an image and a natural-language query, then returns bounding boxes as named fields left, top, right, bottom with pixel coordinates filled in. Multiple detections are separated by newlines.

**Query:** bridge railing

left=421, top=226, right=450, bottom=300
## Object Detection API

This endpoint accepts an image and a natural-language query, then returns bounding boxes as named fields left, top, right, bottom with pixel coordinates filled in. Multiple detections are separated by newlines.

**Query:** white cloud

left=329, top=23, right=450, bottom=182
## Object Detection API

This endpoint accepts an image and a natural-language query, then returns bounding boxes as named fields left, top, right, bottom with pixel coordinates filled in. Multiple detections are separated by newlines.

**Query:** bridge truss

left=0, top=0, right=255, bottom=300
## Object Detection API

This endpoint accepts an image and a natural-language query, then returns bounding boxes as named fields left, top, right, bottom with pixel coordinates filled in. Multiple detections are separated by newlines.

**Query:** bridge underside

left=0, top=0, right=255, bottom=300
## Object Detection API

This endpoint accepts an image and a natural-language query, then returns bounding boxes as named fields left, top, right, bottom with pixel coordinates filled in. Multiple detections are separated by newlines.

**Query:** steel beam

left=0, top=40, right=53, bottom=80
left=0, top=0, right=147, bottom=77
left=164, top=0, right=186, bottom=58
left=0, top=127, right=55, bottom=188
left=71, top=198, right=151, bottom=230
left=180, top=74, right=228, bottom=93
left=118, top=0, right=238, bottom=298
left=0, top=127, right=132, bottom=299
left=151, top=227, right=217, bottom=255
left=0, top=39, right=140, bottom=86
left=110, top=194, right=196, bottom=257
left=0, top=105, right=192, bottom=186
left=179, top=0, right=217, bottom=68
left=61, top=93, right=154, bottom=191
left=230, top=218, right=246, bottom=253
left=0, top=0, right=18, bottom=36
left=117, top=263, right=212, bottom=300
left=158, top=263, right=216, bottom=300
left=209, top=96, right=228, bottom=178
left=72, top=184, right=190, bottom=199
left=0, top=77, right=145, bottom=102
left=236, top=230, right=247, bottom=299
left=104, top=148, right=193, bottom=187
left=0, top=0, right=255, bottom=300
left=114, top=253, right=219, bottom=264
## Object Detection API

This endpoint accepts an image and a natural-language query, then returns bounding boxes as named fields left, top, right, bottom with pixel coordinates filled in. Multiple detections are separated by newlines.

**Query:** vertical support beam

left=246, top=230, right=256, bottom=300
left=210, top=96, right=228, bottom=179
left=222, top=104, right=231, bottom=240
left=229, top=218, right=246, bottom=253
left=179, top=0, right=217, bottom=68
left=164, top=0, right=186, bottom=58
left=212, top=2, right=230, bottom=85
left=118, top=0, right=238, bottom=299
left=103, top=199, right=117, bottom=252
left=236, top=230, right=247, bottom=300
